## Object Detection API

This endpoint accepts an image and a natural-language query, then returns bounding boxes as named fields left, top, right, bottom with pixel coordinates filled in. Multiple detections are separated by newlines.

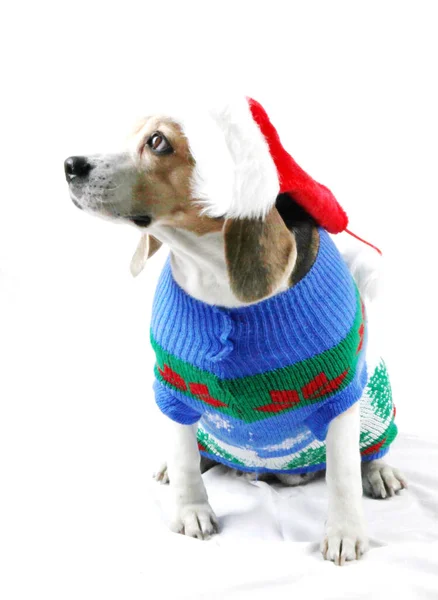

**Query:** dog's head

left=64, top=99, right=301, bottom=301
left=65, top=115, right=197, bottom=225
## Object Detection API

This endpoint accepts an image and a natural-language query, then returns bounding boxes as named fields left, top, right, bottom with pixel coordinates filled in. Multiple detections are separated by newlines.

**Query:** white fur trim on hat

left=178, top=97, right=280, bottom=219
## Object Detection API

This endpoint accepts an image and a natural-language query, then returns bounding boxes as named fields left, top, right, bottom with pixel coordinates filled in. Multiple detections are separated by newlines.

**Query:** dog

left=64, top=97, right=406, bottom=565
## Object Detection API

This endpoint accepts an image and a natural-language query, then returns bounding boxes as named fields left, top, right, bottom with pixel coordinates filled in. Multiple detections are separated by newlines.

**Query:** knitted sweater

left=150, top=229, right=397, bottom=474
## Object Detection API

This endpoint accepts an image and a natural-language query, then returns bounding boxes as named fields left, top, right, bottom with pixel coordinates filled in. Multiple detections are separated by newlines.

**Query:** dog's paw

left=362, top=459, right=407, bottom=499
left=231, top=469, right=264, bottom=481
left=153, top=462, right=169, bottom=484
left=170, top=503, right=219, bottom=540
left=276, top=472, right=317, bottom=486
left=321, top=520, right=369, bottom=566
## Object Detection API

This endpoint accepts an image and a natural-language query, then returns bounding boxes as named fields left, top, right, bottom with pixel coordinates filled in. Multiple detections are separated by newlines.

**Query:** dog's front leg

left=321, top=403, right=369, bottom=565
left=166, top=420, right=218, bottom=540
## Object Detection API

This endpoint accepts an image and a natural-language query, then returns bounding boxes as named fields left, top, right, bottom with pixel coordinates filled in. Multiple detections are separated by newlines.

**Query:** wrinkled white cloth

left=2, top=234, right=438, bottom=599
left=147, top=433, right=438, bottom=599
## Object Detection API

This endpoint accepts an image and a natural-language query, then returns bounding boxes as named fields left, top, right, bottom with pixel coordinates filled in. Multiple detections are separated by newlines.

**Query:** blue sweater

left=150, top=229, right=394, bottom=473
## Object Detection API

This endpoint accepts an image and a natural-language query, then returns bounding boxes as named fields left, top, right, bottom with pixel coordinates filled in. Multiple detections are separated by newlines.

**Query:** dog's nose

left=64, top=156, right=93, bottom=181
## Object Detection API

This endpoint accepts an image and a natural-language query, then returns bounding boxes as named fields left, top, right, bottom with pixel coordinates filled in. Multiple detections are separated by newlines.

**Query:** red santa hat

left=247, top=98, right=348, bottom=233
left=185, top=96, right=348, bottom=234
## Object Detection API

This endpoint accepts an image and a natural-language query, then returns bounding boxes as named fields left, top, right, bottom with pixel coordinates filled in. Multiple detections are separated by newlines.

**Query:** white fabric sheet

left=2, top=230, right=438, bottom=599
left=146, top=434, right=438, bottom=599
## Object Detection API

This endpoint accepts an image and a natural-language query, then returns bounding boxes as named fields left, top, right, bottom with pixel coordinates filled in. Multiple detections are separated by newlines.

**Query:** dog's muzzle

left=64, top=156, right=93, bottom=182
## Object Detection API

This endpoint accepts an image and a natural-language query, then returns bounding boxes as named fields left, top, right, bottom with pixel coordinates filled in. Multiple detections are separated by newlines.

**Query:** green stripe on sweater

left=151, top=288, right=364, bottom=424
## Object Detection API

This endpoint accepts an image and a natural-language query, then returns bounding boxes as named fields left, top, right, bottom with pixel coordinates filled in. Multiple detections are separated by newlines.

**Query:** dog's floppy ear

left=224, top=207, right=296, bottom=303
left=130, top=233, right=162, bottom=277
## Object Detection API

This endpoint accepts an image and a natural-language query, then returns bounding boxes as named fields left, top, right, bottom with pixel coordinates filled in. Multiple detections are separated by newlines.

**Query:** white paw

left=276, top=472, right=317, bottom=486
left=153, top=462, right=169, bottom=484
left=362, top=460, right=407, bottom=499
left=321, top=520, right=369, bottom=566
left=170, top=503, right=219, bottom=540
left=231, top=469, right=261, bottom=481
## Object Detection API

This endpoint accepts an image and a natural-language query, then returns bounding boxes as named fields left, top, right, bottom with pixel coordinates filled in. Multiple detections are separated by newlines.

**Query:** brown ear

left=130, top=233, right=162, bottom=277
left=224, top=207, right=296, bottom=303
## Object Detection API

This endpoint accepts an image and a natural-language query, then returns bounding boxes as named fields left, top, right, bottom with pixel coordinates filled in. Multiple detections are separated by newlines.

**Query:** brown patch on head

left=163, top=206, right=225, bottom=235
left=128, top=117, right=222, bottom=235
left=224, top=208, right=297, bottom=303
left=131, top=118, right=194, bottom=215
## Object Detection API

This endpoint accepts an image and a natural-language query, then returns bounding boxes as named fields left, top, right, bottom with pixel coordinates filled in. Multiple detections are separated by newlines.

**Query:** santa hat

left=184, top=96, right=348, bottom=234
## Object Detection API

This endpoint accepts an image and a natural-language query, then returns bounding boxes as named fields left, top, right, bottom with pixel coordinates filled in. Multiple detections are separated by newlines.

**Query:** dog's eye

left=147, top=132, right=173, bottom=155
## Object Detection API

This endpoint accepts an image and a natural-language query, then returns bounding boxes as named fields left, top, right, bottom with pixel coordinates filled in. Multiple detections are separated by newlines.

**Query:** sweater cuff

left=153, top=380, right=201, bottom=425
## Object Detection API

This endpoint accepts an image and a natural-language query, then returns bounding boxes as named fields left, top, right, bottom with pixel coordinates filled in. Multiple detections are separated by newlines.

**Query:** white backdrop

left=1, top=2, right=438, bottom=599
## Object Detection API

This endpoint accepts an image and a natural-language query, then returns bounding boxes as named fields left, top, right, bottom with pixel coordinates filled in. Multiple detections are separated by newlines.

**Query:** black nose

left=64, top=156, right=93, bottom=181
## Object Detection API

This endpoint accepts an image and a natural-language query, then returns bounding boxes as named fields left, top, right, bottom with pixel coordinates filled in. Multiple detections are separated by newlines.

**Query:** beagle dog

left=64, top=100, right=406, bottom=566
